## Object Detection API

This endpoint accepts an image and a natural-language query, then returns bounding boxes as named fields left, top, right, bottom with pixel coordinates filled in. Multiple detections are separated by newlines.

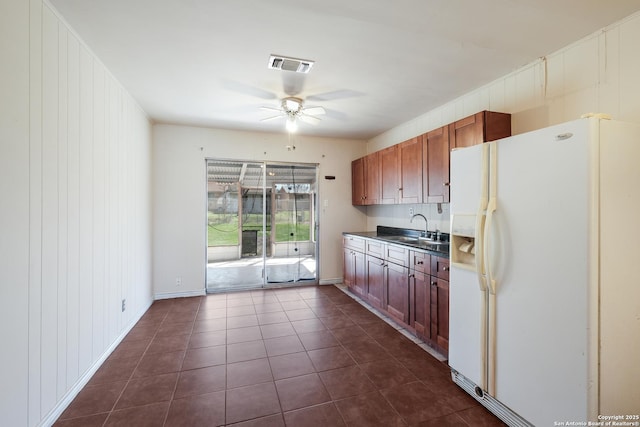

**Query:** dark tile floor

left=54, top=285, right=505, bottom=427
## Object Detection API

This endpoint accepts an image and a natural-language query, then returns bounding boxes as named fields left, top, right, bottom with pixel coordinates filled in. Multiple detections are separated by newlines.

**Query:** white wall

left=366, top=11, right=640, bottom=233
left=0, top=1, right=153, bottom=426
left=153, top=124, right=367, bottom=297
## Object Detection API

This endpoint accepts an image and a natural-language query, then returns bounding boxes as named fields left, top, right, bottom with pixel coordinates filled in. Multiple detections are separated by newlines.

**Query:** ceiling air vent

left=268, top=55, right=314, bottom=74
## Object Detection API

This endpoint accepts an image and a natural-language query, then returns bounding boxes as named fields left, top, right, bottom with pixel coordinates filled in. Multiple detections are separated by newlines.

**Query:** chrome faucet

left=410, top=213, right=428, bottom=237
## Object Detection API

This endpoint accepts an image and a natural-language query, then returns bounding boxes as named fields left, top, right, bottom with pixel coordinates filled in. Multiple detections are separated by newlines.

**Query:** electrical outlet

left=121, top=299, right=126, bottom=312
left=409, top=207, right=414, bottom=217
left=176, top=277, right=182, bottom=287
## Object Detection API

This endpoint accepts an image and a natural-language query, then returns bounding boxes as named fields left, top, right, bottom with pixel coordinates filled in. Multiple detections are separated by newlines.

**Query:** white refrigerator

left=448, top=117, right=640, bottom=426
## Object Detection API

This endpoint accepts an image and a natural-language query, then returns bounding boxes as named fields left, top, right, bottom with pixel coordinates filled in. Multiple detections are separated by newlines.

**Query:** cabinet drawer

left=366, top=239, right=385, bottom=258
left=386, top=244, right=409, bottom=267
left=431, top=256, right=450, bottom=281
left=411, top=250, right=431, bottom=274
left=343, top=235, right=365, bottom=252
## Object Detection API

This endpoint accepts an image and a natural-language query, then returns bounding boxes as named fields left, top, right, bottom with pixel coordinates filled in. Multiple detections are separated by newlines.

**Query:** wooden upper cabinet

left=351, top=152, right=380, bottom=206
left=351, top=110, right=510, bottom=206
left=379, top=145, right=400, bottom=204
left=351, top=157, right=366, bottom=205
left=423, top=126, right=450, bottom=204
left=364, top=152, right=380, bottom=205
left=398, top=136, right=423, bottom=204
left=450, top=111, right=511, bottom=149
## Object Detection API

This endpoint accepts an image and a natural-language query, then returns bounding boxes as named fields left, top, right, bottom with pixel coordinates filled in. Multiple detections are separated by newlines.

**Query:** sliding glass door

left=206, top=160, right=318, bottom=292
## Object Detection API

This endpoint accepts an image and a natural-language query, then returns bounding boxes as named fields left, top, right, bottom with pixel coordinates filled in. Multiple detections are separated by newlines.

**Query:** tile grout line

left=100, top=302, right=172, bottom=427
left=59, top=286, right=491, bottom=426
left=161, top=296, right=203, bottom=427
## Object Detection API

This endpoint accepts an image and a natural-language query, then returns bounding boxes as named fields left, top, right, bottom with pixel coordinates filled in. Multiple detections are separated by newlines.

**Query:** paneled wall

left=0, top=1, right=153, bottom=426
left=366, top=11, right=640, bottom=233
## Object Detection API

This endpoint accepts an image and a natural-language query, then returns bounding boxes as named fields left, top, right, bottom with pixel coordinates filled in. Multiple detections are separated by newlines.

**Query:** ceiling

left=50, top=0, right=640, bottom=140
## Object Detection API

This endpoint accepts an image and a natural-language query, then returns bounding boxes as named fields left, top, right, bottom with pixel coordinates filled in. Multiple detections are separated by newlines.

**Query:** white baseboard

left=39, top=299, right=153, bottom=427
left=154, top=289, right=206, bottom=300
left=319, top=278, right=342, bottom=285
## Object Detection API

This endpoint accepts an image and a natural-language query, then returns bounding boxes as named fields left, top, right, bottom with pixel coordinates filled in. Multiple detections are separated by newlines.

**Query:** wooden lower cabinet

left=430, top=277, right=449, bottom=354
left=385, top=262, right=409, bottom=324
left=429, top=255, right=450, bottom=353
left=409, top=270, right=449, bottom=356
left=343, top=247, right=366, bottom=298
left=366, top=255, right=385, bottom=310
left=410, top=271, right=430, bottom=338
left=343, top=237, right=449, bottom=356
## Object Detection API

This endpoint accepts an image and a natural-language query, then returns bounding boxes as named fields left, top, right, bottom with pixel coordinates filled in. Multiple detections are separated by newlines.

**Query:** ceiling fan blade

left=299, top=115, right=321, bottom=125
left=260, top=114, right=285, bottom=122
left=307, top=89, right=364, bottom=102
left=302, top=106, right=325, bottom=116
left=260, top=106, right=283, bottom=113
left=222, top=80, right=278, bottom=100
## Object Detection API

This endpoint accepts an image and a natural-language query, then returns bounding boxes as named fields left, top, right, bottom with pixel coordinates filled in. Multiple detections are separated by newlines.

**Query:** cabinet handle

left=443, top=182, right=450, bottom=187
left=443, top=266, right=449, bottom=271
left=431, top=281, right=437, bottom=286
left=416, top=261, right=423, bottom=265
left=409, top=274, right=415, bottom=278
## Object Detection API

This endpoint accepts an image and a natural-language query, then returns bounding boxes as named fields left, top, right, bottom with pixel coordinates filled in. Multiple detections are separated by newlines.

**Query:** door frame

left=204, top=158, right=320, bottom=292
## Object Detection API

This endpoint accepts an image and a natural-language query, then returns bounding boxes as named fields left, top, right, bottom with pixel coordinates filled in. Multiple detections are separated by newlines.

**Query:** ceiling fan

left=260, top=97, right=326, bottom=132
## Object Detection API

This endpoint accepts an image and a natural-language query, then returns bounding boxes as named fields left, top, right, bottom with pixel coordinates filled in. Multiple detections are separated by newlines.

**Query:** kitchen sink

left=383, top=235, right=419, bottom=243
left=419, top=239, right=448, bottom=245
left=420, top=242, right=449, bottom=251
left=382, top=235, right=449, bottom=249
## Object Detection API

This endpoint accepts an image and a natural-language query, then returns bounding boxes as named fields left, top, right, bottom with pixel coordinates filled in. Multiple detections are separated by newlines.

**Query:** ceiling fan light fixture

left=285, top=116, right=298, bottom=133
left=283, top=97, right=302, bottom=113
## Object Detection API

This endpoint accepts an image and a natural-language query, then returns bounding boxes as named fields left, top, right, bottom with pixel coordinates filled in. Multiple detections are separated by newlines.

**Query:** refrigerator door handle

left=474, top=204, right=487, bottom=292
left=484, top=197, right=497, bottom=295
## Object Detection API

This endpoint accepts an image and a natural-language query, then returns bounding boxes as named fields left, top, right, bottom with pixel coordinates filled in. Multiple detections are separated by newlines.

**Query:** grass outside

left=208, top=212, right=310, bottom=246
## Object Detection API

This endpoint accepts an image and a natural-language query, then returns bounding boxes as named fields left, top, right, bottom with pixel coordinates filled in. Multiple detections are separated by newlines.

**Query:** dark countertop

left=343, top=228, right=449, bottom=258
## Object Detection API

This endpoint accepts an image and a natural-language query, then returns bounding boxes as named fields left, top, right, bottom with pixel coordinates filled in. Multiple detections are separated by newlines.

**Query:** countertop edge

left=343, top=231, right=449, bottom=257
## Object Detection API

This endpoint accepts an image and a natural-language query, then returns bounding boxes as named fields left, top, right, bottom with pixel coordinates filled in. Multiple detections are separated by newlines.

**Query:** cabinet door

left=451, top=111, right=512, bottom=149
left=431, top=277, right=449, bottom=354
left=379, top=145, right=399, bottom=204
left=353, top=250, right=366, bottom=298
left=366, top=255, right=385, bottom=309
left=410, top=271, right=430, bottom=339
left=364, top=152, right=380, bottom=205
left=450, top=112, right=483, bottom=149
left=386, top=262, right=409, bottom=324
left=398, top=136, right=422, bottom=204
left=351, top=157, right=366, bottom=205
left=423, top=126, right=450, bottom=203
left=344, top=248, right=367, bottom=298
left=343, top=247, right=355, bottom=287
